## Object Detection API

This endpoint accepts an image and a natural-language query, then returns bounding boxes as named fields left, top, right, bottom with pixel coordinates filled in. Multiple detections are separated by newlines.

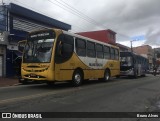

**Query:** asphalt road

left=0, top=74, right=160, bottom=121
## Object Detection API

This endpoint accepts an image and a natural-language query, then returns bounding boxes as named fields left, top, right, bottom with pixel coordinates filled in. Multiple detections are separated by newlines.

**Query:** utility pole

left=154, top=48, right=157, bottom=68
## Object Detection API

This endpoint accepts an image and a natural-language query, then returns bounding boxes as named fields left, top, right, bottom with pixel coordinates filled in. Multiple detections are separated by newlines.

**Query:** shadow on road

left=21, top=74, right=153, bottom=91
left=24, top=77, right=125, bottom=91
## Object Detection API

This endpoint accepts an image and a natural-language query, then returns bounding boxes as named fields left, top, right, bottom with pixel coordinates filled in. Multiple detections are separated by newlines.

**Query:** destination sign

left=30, top=33, right=50, bottom=38
left=27, top=30, right=55, bottom=40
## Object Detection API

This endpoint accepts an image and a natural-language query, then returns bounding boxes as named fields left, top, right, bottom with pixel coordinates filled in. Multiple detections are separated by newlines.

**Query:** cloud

left=145, top=27, right=160, bottom=47
left=4, top=0, right=160, bottom=47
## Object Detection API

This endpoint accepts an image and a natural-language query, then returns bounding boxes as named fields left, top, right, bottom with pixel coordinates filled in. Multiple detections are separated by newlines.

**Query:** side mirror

left=18, top=40, right=26, bottom=53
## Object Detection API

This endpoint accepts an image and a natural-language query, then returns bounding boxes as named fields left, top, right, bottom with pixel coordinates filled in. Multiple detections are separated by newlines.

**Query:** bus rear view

left=120, top=52, right=135, bottom=77
left=120, top=52, right=148, bottom=78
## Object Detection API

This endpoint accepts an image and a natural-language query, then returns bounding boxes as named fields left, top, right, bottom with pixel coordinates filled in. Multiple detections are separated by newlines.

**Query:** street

left=0, top=74, right=160, bottom=121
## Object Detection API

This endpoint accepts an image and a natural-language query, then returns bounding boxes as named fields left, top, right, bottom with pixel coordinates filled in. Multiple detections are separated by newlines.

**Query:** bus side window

left=110, top=48, right=115, bottom=60
left=62, top=35, right=74, bottom=57
left=75, top=38, right=86, bottom=57
left=104, top=46, right=110, bottom=59
left=115, top=49, right=119, bottom=60
left=96, top=44, right=103, bottom=59
left=87, top=41, right=96, bottom=58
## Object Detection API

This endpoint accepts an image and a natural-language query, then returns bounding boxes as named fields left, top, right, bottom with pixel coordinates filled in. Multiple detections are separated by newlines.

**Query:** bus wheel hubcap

left=105, top=72, right=109, bottom=80
left=75, top=74, right=81, bottom=84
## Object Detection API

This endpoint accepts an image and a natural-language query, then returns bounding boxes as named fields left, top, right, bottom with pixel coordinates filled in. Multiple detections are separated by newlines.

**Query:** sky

left=3, top=0, right=160, bottom=48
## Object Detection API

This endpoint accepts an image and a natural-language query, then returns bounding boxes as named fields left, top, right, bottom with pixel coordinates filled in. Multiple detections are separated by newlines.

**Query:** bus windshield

left=120, top=56, right=133, bottom=66
left=23, top=39, right=54, bottom=63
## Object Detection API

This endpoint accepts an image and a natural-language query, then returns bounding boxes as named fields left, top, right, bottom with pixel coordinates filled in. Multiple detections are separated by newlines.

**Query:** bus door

left=54, top=34, right=74, bottom=81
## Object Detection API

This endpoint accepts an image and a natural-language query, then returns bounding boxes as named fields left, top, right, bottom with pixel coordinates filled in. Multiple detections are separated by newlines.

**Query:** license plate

left=30, top=74, right=36, bottom=77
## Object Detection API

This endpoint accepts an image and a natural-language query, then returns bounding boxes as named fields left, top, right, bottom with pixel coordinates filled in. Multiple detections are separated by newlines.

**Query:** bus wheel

left=72, top=70, right=83, bottom=87
left=104, top=70, right=110, bottom=82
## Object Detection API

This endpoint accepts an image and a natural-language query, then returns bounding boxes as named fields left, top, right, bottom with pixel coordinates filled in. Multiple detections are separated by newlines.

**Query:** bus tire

left=103, top=69, right=110, bottom=82
left=72, top=70, right=83, bottom=87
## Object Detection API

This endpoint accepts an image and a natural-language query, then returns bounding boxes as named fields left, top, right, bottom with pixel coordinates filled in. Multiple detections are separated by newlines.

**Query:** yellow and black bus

left=20, top=29, right=120, bottom=86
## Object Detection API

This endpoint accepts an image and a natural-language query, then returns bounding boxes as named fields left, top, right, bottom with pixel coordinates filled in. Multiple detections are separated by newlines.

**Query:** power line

left=11, top=0, right=85, bottom=32
left=11, top=0, right=99, bottom=32
left=55, top=0, right=103, bottom=27
left=47, top=0, right=104, bottom=29
left=7, top=0, right=130, bottom=39
left=47, top=0, right=130, bottom=38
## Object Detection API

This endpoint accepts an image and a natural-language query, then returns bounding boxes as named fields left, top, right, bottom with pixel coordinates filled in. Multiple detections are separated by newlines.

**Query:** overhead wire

left=51, top=0, right=106, bottom=32
left=12, top=0, right=86, bottom=32
left=4, top=0, right=130, bottom=39
left=47, top=0, right=130, bottom=38
left=50, top=0, right=103, bottom=27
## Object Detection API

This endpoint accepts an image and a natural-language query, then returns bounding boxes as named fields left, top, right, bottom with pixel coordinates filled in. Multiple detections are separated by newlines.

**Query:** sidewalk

left=0, top=77, right=20, bottom=87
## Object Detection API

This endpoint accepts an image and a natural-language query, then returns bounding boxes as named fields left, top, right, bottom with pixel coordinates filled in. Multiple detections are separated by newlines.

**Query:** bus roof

left=120, top=52, right=148, bottom=59
left=28, top=28, right=119, bottom=49
left=62, top=30, right=119, bottom=49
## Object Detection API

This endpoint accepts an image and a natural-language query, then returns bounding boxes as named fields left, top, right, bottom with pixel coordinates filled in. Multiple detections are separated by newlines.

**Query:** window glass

left=104, top=46, right=110, bottom=59
left=120, top=56, right=133, bottom=66
left=55, top=34, right=74, bottom=63
left=110, top=48, right=115, bottom=59
left=96, top=44, right=103, bottom=58
left=87, top=41, right=95, bottom=50
left=97, top=52, right=103, bottom=58
left=104, top=46, right=110, bottom=53
left=87, top=41, right=96, bottom=58
left=76, top=38, right=86, bottom=57
left=76, top=38, right=86, bottom=49
left=115, top=49, right=119, bottom=60
left=96, top=44, right=103, bottom=52
left=64, top=35, right=74, bottom=45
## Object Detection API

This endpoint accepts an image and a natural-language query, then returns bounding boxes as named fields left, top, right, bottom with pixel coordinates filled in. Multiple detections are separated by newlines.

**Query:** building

left=0, top=3, right=71, bottom=77
left=77, top=29, right=116, bottom=45
left=77, top=29, right=132, bottom=52
left=116, top=43, right=130, bottom=52
left=133, top=45, right=153, bottom=69
left=153, top=47, right=160, bottom=67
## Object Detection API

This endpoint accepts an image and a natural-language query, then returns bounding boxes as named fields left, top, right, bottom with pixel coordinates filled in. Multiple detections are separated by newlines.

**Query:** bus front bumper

left=120, top=69, right=134, bottom=76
